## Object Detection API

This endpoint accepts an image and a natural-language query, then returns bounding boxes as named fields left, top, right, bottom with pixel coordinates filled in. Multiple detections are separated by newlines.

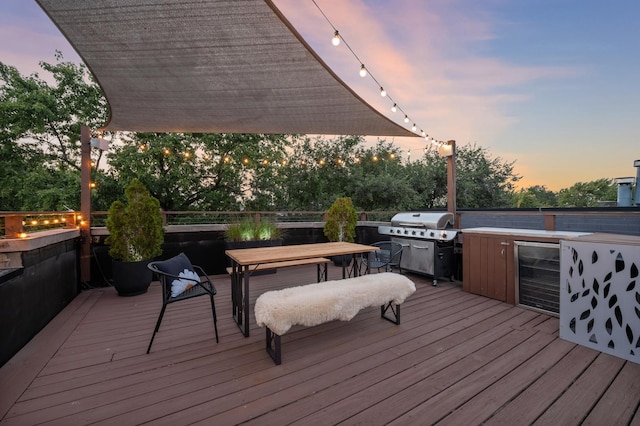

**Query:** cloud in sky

left=274, top=0, right=639, bottom=190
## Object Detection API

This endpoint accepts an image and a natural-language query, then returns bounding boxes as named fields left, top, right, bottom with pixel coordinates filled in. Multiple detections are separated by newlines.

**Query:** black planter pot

left=331, top=254, right=353, bottom=267
left=224, top=239, right=283, bottom=275
left=112, top=259, right=153, bottom=296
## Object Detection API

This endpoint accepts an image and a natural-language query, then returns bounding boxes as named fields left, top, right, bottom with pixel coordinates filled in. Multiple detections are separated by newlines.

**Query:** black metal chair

left=146, top=253, right=219, bottom=353
left=363, top=241, right=404, bottom=273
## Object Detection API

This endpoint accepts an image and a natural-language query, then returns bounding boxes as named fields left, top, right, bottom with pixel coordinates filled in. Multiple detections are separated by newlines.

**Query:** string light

left=332, top=30, right=340, bottom=46
left=312, top=0, right=449, bottom=147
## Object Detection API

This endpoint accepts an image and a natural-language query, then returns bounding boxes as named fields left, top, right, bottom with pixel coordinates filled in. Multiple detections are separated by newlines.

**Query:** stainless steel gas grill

left=378, top=212, right=457, bottom=286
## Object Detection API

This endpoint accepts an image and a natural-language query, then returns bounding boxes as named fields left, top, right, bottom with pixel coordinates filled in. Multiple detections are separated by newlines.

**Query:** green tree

left=403, top=146, right=448, bottom=209
left=105, top=132, right=293, bottom=211
left=349, top=140, right=414, bottom=211
left=557, top=179, right=616, bottom=207
left=513, top=185, right=558, bottom=208
left=0, top=53, right=108, bottom=210
left=455, top=143, right=520, bottom=208
left=276, top=135, right=363, bottom=210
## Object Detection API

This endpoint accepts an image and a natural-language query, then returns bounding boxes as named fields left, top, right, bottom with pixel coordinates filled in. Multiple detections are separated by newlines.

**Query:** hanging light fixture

left=391, top=103, right=397, bottom=113
left=359, top=64, right=367, bottom=77
left=404, top=115, right=409, bottom=123
left=412, top=123, right=417, bottom=131
left=332, top=30, right=340, bottom=46
left=380, top=87, right=387, bottom=97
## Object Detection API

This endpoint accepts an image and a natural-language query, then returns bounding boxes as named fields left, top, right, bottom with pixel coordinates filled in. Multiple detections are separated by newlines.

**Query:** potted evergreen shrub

left=323, top=197, right=358, bottom=266
left=106, top=179, right=164, bottom=296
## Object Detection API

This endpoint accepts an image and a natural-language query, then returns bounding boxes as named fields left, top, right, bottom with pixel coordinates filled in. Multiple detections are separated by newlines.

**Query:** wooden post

left=80, top=126, right=92, bottom=284
left=446, top=140, right=457, bottom=224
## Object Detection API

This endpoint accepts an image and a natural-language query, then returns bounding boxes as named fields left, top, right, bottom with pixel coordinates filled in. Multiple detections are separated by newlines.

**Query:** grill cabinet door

left=400, top=240, right=435, bottom=275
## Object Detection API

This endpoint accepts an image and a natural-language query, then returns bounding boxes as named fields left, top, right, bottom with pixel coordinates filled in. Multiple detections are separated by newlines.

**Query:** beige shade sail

left=36, top=0, right=418, bottom=137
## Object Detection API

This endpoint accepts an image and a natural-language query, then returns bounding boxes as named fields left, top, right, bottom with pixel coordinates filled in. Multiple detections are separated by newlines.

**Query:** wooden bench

left=254, top=272, right=416, bottom=364
left=225, top=257, right=331, bottom=276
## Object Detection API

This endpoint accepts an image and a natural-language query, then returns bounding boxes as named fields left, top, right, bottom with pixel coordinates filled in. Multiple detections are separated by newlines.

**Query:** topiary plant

left=323, top=197, right=358, bottom=242
left=105, top=179, right=164, bottom=262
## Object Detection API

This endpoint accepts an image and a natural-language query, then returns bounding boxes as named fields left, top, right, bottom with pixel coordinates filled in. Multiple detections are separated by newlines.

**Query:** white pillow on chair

left=171, top=269, right=200, bottom=297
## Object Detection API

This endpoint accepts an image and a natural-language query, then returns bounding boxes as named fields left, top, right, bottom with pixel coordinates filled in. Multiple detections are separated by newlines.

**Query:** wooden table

left=225, top=242, right=379, bottom=337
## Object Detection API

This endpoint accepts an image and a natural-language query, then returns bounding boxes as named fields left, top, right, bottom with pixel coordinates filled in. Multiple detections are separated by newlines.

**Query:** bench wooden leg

left=381, top=302, right=401, bottom=325
left=265, top=327, right=282, bottom=365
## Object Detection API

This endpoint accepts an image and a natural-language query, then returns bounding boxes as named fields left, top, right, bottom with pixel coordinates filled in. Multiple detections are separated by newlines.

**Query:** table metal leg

left=232, top=263, right=250, bottom=337
left=241, top=265, right=250, bottom=336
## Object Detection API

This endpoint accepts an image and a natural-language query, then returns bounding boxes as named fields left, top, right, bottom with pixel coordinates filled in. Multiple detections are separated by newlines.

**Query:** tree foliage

left=0, top=53, right=108, bottom=210
left=4, top=54, right=617, bottom=214
left=557, top=179, right=617, bottom=207
left=513, top=185, right=558, bottom=208
left=105, top=132, right=293, bottom=211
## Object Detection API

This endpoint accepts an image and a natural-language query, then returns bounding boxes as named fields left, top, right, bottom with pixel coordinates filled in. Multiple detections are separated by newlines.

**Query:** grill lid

left=390, top=212, right=454, bottom=229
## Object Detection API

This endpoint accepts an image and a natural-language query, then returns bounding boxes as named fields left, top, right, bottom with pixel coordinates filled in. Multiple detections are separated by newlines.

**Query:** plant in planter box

left=224, top=217, right=283, bottom=242
left=106, top=179, right=164, bottom=296
left=224, top=217, right=284, bottom=274
left=323, top=197, right=358, bottom=265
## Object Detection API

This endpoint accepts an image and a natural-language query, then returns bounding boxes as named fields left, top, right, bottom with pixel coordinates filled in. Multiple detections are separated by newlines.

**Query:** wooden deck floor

left=1, top=265, right=640, bottom=425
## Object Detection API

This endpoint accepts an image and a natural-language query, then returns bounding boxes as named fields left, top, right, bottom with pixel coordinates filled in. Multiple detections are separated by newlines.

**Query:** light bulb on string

left=421, top=130, right=426, bottom=137
left=412, top=123, right=417, bottom=131
left=391, top=103, right=397, bottom=113
left=332, top=30, right=340, bottom=46
left=404, top=115, right=409, bottom=123
left=359, top=64, right=367, bottom=77
left=380, top=87, right=387, bottom=97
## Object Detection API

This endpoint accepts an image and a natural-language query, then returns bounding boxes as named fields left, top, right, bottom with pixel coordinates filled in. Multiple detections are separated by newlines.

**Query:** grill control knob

left=412, top=230, right=416, bottom=235
left=430, top=231, right=435, bottom=237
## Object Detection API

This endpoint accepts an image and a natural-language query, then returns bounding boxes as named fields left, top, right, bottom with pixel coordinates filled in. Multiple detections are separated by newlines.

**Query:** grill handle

left=411, top=244, right=431, bottom=250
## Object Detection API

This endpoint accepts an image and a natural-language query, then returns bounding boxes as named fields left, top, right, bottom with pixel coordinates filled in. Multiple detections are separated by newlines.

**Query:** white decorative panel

left=560, top=240, right=640, bottom=363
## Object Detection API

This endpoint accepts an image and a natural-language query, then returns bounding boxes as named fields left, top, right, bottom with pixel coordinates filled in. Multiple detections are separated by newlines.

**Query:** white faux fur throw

left=254, top=272, right=416, bottom=336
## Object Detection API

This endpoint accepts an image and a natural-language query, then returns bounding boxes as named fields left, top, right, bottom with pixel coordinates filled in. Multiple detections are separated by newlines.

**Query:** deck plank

left=1, top=264, right=640, bottom=425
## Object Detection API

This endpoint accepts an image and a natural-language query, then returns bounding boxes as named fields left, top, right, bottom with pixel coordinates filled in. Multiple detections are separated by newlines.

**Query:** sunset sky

left=1, top=0, right=638, bottom=191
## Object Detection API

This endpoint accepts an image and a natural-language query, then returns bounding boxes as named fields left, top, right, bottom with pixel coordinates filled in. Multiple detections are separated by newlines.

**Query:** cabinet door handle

left=500, top=242, right=510, bottom=246
left=501, top=249, right=504, bottom=256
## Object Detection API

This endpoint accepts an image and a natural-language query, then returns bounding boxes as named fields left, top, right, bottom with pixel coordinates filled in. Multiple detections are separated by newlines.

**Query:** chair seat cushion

left=171, top=269, right=200, bottom=297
